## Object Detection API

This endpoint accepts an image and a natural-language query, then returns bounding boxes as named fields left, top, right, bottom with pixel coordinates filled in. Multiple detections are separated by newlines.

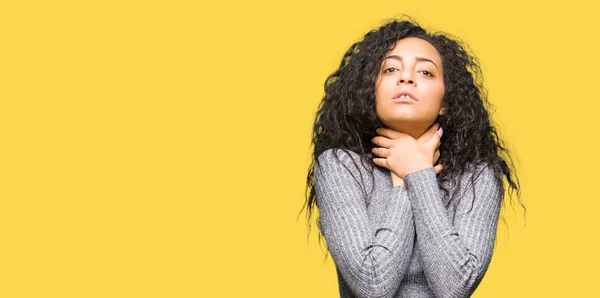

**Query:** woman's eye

left=384, top=67, right=398, bottom=73
left=420, top=70, right=433, bottom=77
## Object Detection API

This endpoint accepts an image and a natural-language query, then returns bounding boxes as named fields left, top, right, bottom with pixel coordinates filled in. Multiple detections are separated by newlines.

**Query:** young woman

left=301, top=18, right=524, bottom=298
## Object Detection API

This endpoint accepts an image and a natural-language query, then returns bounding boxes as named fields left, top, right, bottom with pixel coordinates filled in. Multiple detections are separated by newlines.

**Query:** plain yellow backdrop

left=1, top=0, right=599, bottom=297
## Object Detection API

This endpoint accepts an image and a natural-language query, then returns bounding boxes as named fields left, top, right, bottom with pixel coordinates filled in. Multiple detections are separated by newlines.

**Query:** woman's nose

left=398, top=71, right=415, bottom=85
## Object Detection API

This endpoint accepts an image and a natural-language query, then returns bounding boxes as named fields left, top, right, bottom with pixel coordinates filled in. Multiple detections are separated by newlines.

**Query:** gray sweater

left=314, top=149, right=503, bottom=298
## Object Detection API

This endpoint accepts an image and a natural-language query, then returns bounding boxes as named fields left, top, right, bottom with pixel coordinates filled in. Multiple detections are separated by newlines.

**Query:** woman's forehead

left=385, top=37, right=442, bottom=65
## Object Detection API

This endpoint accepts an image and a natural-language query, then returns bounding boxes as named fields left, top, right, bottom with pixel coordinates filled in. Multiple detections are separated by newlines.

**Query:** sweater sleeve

left=314, top=149, right=415, bottom=298
left=402, top=164, right=503, bottom=298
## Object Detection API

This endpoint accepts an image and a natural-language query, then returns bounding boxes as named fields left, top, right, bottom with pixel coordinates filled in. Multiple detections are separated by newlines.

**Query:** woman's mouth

left=393, top=91, right=417, bottom=101
left=392, top=93, right=417, bottom=102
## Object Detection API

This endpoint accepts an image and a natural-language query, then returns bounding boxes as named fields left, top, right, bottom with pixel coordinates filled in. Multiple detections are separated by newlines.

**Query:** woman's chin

left=381, top=118, right=433, bottom=134
left=381, top=114, right=417, bottom=126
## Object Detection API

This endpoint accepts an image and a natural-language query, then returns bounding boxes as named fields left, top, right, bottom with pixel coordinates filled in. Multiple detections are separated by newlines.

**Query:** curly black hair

left=299, top=16, right=526, bottom=256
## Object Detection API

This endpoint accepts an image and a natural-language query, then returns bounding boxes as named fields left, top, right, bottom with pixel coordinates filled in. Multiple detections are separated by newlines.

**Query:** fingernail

left=437, top=127, right=443, bottom=137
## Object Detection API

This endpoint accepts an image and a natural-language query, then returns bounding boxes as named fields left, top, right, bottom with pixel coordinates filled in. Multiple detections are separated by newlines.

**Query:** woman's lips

left=392, top=95, right=416, bottom=103
left=393, top=91, right=417, bottom=102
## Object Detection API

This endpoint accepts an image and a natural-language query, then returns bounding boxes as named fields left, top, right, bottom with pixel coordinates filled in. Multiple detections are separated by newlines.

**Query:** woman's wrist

left=393, top=163, right=433, bottom=180
left=391, top=172, right=406, bottom=187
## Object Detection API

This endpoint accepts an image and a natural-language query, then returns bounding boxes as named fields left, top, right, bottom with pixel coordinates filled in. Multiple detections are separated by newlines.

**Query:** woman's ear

left=438, top=106, right=447, bottom=115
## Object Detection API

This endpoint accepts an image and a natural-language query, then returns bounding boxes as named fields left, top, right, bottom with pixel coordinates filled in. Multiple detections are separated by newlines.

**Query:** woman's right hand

left=389, top=123, right=443, bottom=187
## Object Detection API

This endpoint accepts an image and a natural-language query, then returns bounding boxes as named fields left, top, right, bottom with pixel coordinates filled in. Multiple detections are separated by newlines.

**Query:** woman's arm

left=314, top=149, right=415, bottom=298
left=402, top=164, right=503, bottom=298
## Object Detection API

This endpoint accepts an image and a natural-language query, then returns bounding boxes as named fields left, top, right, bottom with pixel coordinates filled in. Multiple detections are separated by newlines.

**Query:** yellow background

left=1, top=0, right=598, bottom=297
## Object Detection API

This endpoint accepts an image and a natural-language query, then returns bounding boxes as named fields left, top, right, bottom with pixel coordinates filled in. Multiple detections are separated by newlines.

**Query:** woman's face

left=375, top=37, right=446, bottom=132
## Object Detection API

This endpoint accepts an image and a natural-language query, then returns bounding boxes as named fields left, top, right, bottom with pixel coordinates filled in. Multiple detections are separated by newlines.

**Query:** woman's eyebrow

left=383, top=55, right=439, bottom=69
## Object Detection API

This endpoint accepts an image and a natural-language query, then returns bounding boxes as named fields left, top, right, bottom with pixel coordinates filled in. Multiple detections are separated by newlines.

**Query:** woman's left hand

left=371, top=125, right=443, bottom=179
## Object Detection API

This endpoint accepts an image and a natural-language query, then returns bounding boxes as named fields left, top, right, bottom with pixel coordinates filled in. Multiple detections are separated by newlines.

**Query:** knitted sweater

left=314, top=148, right=503, bottom=298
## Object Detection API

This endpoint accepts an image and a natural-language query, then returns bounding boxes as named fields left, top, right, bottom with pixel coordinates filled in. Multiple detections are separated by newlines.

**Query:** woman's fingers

left=375, top=127, right=403, bottom=139
left=372, top=157, right=389, bottom=169
left=433, top=149, right=440, bottom=164
left=434, top=163, right=443, bottom=175
left=426, top=127, right=442, bottom=150
left=418, top=123, right=439, bottom=144
left=371, top=136, right=394, bottom=148
left=371, top=147, right=389, bottom=158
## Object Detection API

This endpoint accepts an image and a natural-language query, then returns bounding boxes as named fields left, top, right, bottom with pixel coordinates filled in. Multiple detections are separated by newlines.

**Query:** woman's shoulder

left=316, top=148, right=372, bottom=167
left=315, top=148, right=383, bottom=195
left=450, top=161, right=504, bottom=202
left=460, top=161, right=501, bottom=183
left=439, top=161, right=500, bottom=193
left=315, top=148, right=378, bottom=181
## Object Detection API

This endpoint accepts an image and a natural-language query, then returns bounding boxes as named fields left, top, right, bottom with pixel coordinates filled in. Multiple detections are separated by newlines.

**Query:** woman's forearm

left=315, top=149, right=416, bottom=298
left=403, top=166, right=502, bottom=298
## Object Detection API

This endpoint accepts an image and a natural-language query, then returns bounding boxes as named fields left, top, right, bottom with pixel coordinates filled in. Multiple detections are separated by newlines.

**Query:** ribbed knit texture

left=314, top=149, right=503, bottom=298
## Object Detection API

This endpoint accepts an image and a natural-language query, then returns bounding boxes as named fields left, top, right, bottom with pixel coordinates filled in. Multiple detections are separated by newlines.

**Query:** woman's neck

left=386, top=122, right=430, bottom=139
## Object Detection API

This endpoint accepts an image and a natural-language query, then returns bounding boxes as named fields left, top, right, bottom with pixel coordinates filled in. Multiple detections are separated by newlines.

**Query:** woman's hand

left=371, top=123, right=443, bottom=182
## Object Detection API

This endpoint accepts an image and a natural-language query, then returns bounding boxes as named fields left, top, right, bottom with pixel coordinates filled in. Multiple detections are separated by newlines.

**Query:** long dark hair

left=300, top=17, right=526, bottom=256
